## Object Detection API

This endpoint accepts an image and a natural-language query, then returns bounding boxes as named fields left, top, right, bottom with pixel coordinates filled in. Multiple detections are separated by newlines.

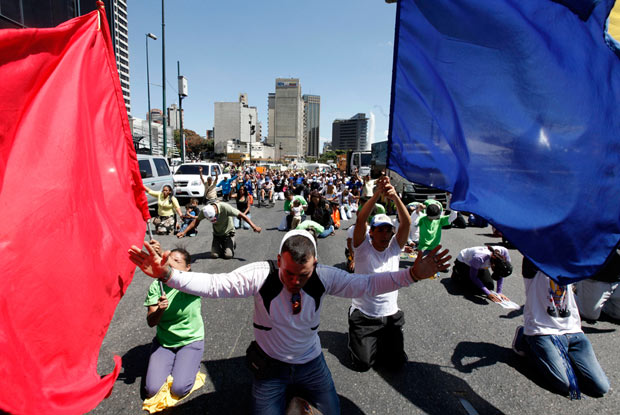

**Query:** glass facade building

left=303, top=94, right=320, bottom=158
left=1, top=0, right=131, bottom=114
left=332, top=113, right=368, bottom=151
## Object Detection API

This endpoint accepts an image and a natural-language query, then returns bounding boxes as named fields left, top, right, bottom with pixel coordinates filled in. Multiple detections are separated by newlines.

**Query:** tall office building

left=213, top=94, right=258, bottom=155
left=268, top=78, right=304, bottom=160
left=332, top=113, right=368, bottom=151
left=267, top=93, right=275, bottom=145
left=167, top=104, right=183, bottom=130
left=1, top=1, right=131, bottom=115
left=303, top=95, right=320, bottom=158
left=99, top=0, right=130, bottom=115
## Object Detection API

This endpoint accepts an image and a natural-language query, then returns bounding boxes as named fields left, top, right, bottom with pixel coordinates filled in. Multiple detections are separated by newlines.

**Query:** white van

left=173, top=162, right=231, bottom=201
left=137, top=154, right=175, bottom=207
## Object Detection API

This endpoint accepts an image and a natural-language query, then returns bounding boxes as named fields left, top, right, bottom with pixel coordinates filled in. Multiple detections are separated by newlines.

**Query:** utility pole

left=161, top=0, right=167, bottom=158
left=177, top=61, right=188, bottom=162
left=248, top=114, right=253, bottom=162
left=145, top=33, right=157, bottom=154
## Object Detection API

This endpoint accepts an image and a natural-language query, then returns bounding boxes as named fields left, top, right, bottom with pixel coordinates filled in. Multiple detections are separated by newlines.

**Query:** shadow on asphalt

left=190, top=251, right=248, bottom=264
left=439, top=277, right=490, bottom=306
left=319, top=331, right=504, bottom=414
left=582, top=326, right=617, bottom=334
left=499, top=306, right=524, bottom=320
left=451, top=341, right=554, bottom=394
left=117, top=342, right=152, bottom=399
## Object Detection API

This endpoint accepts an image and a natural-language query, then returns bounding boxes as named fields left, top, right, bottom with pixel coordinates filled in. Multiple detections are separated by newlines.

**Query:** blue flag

left=388, top=0, right=620, bottom=283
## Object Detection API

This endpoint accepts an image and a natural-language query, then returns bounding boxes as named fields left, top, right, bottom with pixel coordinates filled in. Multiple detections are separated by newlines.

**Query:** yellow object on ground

left=609, top=1, right=620, bottom=42
left=142, top=372, right=206, bottom=414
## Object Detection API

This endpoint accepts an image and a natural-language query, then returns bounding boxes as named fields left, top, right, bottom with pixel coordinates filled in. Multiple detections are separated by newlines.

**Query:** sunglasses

left=291, top=293, right=301, bottom=315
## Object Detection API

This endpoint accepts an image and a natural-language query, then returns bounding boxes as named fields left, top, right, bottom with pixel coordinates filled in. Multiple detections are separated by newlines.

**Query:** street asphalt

left=90, top=200, right=619, bottom=414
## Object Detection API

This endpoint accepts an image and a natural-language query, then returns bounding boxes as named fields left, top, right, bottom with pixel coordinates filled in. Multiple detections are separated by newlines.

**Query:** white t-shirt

left=351, top=234, right=402, bottom=317
left=456, top=246, right=511, bottom=269
left=523, top=271, right=582, bottom=336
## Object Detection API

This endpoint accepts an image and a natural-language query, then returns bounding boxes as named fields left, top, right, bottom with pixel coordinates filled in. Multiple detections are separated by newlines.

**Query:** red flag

left=0, top=6, right=148, bottom=414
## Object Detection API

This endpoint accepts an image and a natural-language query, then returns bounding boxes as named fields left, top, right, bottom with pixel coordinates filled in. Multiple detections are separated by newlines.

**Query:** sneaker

left=512, top=325, right=526, bottom=357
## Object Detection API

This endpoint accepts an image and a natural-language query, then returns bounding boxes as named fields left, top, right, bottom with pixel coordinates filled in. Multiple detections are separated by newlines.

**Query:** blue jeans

left=252, top=353, right=340, bottom=415
left=318, top=225, right=334, bottom=238
left=525, top=332, right=609, bottom=396
left=234, top=213, right=251, bottom=229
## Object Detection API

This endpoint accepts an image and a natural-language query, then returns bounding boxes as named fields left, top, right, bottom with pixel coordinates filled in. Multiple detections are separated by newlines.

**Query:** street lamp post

left=177, top=61, right=188, bottom=162
left=145, top=33, right=157, bottom=154
left=248, top=114, right=253, bottom=162
left=161, top=0, right=167, bottom=158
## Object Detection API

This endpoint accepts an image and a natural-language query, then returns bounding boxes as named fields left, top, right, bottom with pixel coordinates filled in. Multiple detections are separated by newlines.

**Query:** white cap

left=201, top=204, right=217, bottom=221
left=370, top=213, right=394, bottom=228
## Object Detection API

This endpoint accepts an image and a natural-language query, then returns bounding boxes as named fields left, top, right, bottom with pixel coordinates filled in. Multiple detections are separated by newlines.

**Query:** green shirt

left=417, top=200, right=450, bottom=251
left=283, top=195, right=307, bottom=212
left=296, top=219, right=325, bottom=234
left=144, top=280, right=204, bottom=348
left=198, top=201, right=240, bottom=236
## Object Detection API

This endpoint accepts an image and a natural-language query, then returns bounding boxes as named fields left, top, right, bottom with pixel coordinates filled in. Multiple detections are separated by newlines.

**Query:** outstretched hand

left=410, top=245, right=452, bottom=281
left=128, top=242, right=171, bottom=279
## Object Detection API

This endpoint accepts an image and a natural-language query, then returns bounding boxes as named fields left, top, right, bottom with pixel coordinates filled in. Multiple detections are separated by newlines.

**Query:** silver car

left=137, top=154, right=174, bottom=207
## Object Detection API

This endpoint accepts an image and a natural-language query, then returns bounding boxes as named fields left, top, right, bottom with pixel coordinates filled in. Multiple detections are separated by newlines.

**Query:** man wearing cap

left=176, top=202, right=261, bottom=259
left=349, top=176, right=412, bottom=371
left=129, top=229, right=451, bottom=414
left=451, top=245, right=513, bottom=303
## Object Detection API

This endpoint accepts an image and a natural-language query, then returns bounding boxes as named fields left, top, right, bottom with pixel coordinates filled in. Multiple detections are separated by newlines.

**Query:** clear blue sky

left=127, top=0, right=397, bottom=152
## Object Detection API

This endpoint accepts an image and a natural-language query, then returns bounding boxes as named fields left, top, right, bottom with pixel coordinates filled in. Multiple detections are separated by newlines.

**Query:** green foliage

left=173, top=129, right=213, bottom=157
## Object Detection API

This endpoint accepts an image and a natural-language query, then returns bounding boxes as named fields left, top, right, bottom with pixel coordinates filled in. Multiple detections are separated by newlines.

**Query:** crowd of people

left=134, top=163, right=616, bottom=413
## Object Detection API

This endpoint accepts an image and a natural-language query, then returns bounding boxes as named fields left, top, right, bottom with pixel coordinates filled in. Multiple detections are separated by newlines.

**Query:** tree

left=173, top=129, right=211, bottom=158
left=318, top=149, right=345, bottom=164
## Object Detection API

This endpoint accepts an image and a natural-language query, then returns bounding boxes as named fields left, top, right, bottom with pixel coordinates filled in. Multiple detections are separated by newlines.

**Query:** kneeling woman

left=144, top=244, right=204, bottom=399
left=145, top=185, right=183, bottom=235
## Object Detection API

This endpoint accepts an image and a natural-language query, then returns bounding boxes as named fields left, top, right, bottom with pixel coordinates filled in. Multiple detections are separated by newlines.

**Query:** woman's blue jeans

left=318, top=225, right=334, bottom=238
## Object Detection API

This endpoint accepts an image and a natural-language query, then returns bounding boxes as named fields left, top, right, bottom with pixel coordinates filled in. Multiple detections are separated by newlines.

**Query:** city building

left=267, top=78, right=304, bottom=160
left=1, top=1, right=131, bottom=115
left=213, top=94, right=258, bottom=155
left=267, top=93, right=275, bottom=145
left=303, top=94, right=320, bottom=158
left=167, top=104, right=183, bottom=130
left=130, top=117, right=175, bottom=156
left=332, top=113, right=369, bottom=151
left=148, top=109, right=164, bottom=124
left=322, top=141, right=333, bottom=154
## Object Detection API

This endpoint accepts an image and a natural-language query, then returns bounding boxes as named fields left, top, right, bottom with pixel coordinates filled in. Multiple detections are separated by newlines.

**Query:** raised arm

left=130, top=243, right=267, bottom=298
left=199, top=166, right=206, bottom=184
left=353, top=178, right=385, bottom=247
left=327, top=245, right=452, bottom=297
left=385, top=183, right=411, bottom=248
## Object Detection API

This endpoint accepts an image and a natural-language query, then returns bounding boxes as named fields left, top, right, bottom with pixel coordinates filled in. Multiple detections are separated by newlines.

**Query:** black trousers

left=451, top=259, right=494, bottom=292
left=211, top=234, right=235, bottom=259
left=347, top=308, right=406, bottom=371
